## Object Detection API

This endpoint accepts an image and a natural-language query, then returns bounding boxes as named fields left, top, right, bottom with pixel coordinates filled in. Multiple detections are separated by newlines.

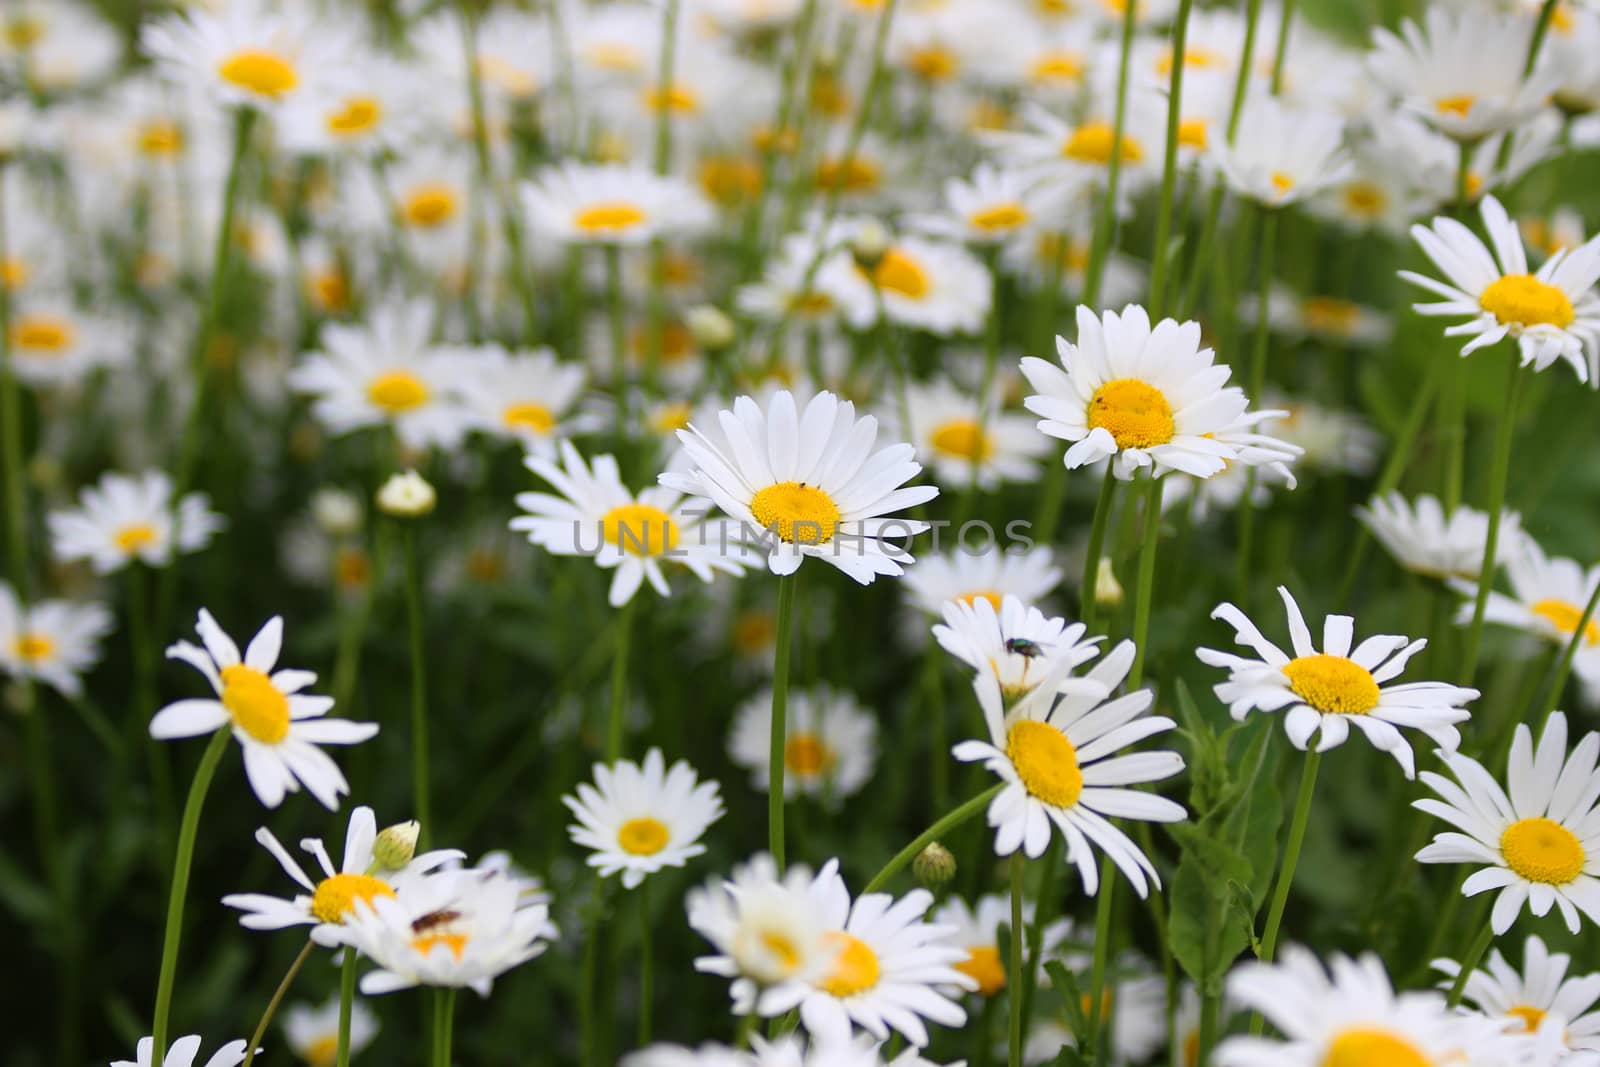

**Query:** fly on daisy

left=563, top=748, right=725, bottom=889
left=932, top=593, right=1102, bottom=701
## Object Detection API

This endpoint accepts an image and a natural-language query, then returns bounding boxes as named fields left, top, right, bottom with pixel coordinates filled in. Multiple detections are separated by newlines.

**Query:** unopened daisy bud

left=913, top=842, right=957, bottom=889
left=686, top=305, right=735, bottom=352
left=849, top=220, right=892, bottom=272
left=376, top=470, right=435, bottom=518
left=311, top=488, right=363, bottom=536
left=1094, top=557, right=1123, bottom=608
left=372, top=820, right=419, bottom=870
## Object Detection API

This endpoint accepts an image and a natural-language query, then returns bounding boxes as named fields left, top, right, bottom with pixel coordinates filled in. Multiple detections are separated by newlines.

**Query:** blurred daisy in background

left=884, top=378, right=1049, bottom=491
left=824, top=233, right=994, bottom=336
left=912, top=163, right=1067, bottom=247
left=1433, top=934, right=1600, bottom=1057
left=689, top=853, right=833, bottom=1016
left=141, top=0, right=338, bottom=115
left=1357, top=493, right=1523, bottom=581
left=0, top=582, right=112, bottom=699
left=451, top=344, right=595, bottom=455
left=48, top=470, right=224, bottom=575
left=282, top=996, right=378, bottom=1067
left=563, top=749, right=725, bottom=889
left=729, top=684, right=878, bottom=804
left=1024, top=969, right=1167, bottom=1066
left=1450, top=539, right=1600, bottom=676
left=5, top=298, right=130, bottom=390
left=902, top=546, right=1064, bottom=619
left=522, top=162, right=714, bottom=246
left=113, top=1036, right=249, bottom=1067
left=1212, top=96, right=1350, bottom=207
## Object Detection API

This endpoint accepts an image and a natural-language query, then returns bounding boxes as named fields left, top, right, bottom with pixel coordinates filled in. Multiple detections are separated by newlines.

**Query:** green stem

left=608, top=599, right=636, bottom=762
left=402, top=526, right=432, bottom=844
left=1084, top=856, right=1117, bottom=1061
left=1079, top=465, right=1119, bottom=632
left=923, top=648, right=950, bottom=814
left=0, top=163, right=27, bottom=596
left=241, top=939, right=315, bottom=1067
left=1147, top=0, right=1194, bottom=319
left=638, top=878, right=654, bottom=1045
left=863, top=784, right=1004, bottom=893
left=1248, top=748, right=1321, bottom=1033
left=435, top=987, right=456, bottom=1067
left=1270, top=0, right=1297, bottom=94
left=1008, top=852, right=1025, bottom=1067
left=1461, top=355, right=1524, bottom=687
left=1081, top=0, right=1138, bottom=307
left=335, top=948, right=358, bottom=1067
left=1447, top=921, right=1495, bottom=1008
left=604, top=246, right=628, bottom=412
left=150, top=727, right=231, bottom=1057
left=1129, top=476, right=1164, bottom=687
left=769, top=573, right=799, bottom=867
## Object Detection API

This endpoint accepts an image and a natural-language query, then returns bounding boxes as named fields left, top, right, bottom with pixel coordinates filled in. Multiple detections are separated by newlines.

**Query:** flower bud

left=373, top=820, right=420, bottom=870
left=849, top=220, right=892, bottom=273
left=1093, top=557, right=1123, bottom=608
left=913, top=841, right=957, bottom=889
left=685, top=305, right=736, bottom=352
left=377, top=470, right=435, bottom=517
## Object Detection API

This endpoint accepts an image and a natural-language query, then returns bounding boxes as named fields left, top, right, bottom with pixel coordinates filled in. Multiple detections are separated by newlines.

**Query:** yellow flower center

left=1157, top=46, right=1225, bottom=75
left=968, top=99, right=1013, bottom=132
left=10, top=314, right=74, bottom=354
left=872, top=247, right=931, bottom=300
left=784, top=733, right=834, bottom=776
left=1500, top=817, right=1585, bottom=885
left=502, top=402, right=555, bottom=434
left=1303, top=297, right=1362, bottom=336
left=907, top=46, right=959, bottom=81
left=137, top=120, right=185, bottom=157
left=756, top=929, right=802, bottom=976
left=1030, top=51, right=1084, bottom=85
left=309, top=872, right=396, bottom=924
left=930, top=418, right=994, bottom=462
left=1480, top=274, right=1575, bottom=329
left=3, top=14, right=43, bottom=49
left=750, top=482, right=841, bottom=545
left=13, top=632, right=54, bottom=662
left=955, top=945, right=1007, bottom=996
left=1063, top=122, right=1145, bottom=165
left=304, top=1035, right=339, bottom=1067
left=401, top=183, right=459, bottom=229
left=1282, top=654, right=1381, bottom=715
left=643, top=82, right=701, bottom=113
left=308, top=269, right=350, bottom=313
left=1006, top=720, right=1084, bottom=808
left=814, top=156, right=880, bottom=193
left=968, top=201, right=1030, bottom=232
left=0, top=255, right=27, bottom=290
left=732, top=610, right=776, bottom=655
left=220, top=664, right=292, bottom=744
left=1435, top=94, right=1476, bottom=118
left=617, top=816, right=671, bottom=856
left=366, top=371, right=431, bottom=413
left=1530, top=598, right=1600, bottom=645
left=115, top=522, right=159, bottom=553
left=574, top=201, right=649, bottom=234
left=335, top=547, right=371, bottom=589
left=217, top=49, right=299, bottom=99
left=700, top=155, right=764, bottom=207
left=411, top=932, right=470, bottom=959
left=600, top=502, right=680, bottom=556
left=477, top=55, right=539, bottom=98
left=1087, top=378, right=1175, bottom=450
left=1322, top=1029, right=1432, bottom=1067
left=1178, top=118, right=1209, bottom=151
left=585, top=42, right=643, bottom=73
left=1271, top=171, right=1295, bottom=197
left=1342, top=180, right=1388, bottom=220
left=820, top=932, right=882, bottom=997
left=1507, top=1005, right=1547, bottom=1033
left=958, top=590, right=1004, bottom=610
left=327, top=95, right=383, bottom=137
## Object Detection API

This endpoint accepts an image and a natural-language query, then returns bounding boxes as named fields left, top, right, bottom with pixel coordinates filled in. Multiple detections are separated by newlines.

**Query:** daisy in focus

left=689, top=853, right=833, bottom=1016
left=1434, top=934, right=1600, bottom=1056
left=150, top=610, right=378, bottom=809
left=1414, top=711, right=1600, bottom=934
left=48, top=470, right=223, bottom=575
left=282, top=996, right=378, bottom=1067
left=884, top=378, right=1049, bottom=491
left=933, top=593, right=1104, bottom=701
left=0, top=582, right=112, bottom=699
left=1449, top=538, right=1600, bottom=676
left=729, top=685, right=878, bottom=804
left=1357, top=492, right=1524, bottom=581
left=113, top=1037, right=249, bottom=1067
left=563, top=748, right=725, bottom=889
left=954, top=640, right=1186, bottom=895
left=1401, top=194, right=1600, bottom=381
left=660, top=390, right=939, bottom=584
left=901, top=546, right=1064, bottom=619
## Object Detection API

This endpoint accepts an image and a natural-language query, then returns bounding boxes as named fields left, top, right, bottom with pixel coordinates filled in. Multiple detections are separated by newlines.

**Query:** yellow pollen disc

left=1500, top=817, right=1585, bottom=885
left=1157, top=46, right=1224, bottom=75
left=217, top=49, right=299, bottom=99
left=327, top=95, right=383, bottom=137
left=1464, top=171, right=1485, bottom=200
left=14, top=632, right=55, bottom=662
left=814, top=156, right=880, bottom=193
left=873, top=248, right=931, bottom=300
left=955, top=945, right=1007, bottom=996
left=334, top=547, right=371, bottom=589
left=574, top=201, right=648, bottom=234
left=310, top=872, right=396, bottom=924
left=11, top=314, right=75, bottom=353
left=643, top=82, right=700, bottom=113
left=820, top=932, right=882, bottom=997
left=930, top=418, right=994, bottom=462
left=502, top=402, right=555, bottom=434
left=1031, top=52, right=1084, bottom=85
left=3, top=15, right=42, bottom=49
left=1087, top=378, right=1175, bottom=450
left=1303, top=297, right=1361, bottom=336
left=958, top=590, right=1004, bottom=610
left=968, top=99, right=1012, bottom=132
left=1178, top=118, right=1209, bottom=151
left=220, top=664, right=292, bottom=744
left=968, top=201, right=1030, bottom=232
left=304, top=1035, right=339, bottom=1067
left=601, top=502, right=680, bottom=556
left=784, top=733, right=834, bottom=776
left=1507, top=1005, right=1547, bottom=1033
left=1322, top=1028, right=1433, bottom=1067
left=411, top=932, right=470, bottom=959
left=1282, top=654, right=1380, bottom=715
left=732, top=610, right=776, bottom=655
left=586, top=42, right=643, bottom=73
left=0, top=255, right=26, bottom=290
left=1343, top=180, right=1388, bottom=219
left=137, top=120, right=185, bottom=157
left=1063, top=122, right=1144, bottom=165
left=366, top=370, right=431, bottom=413
left=309, top=270, right=350, bottom=313
left=759, top=930, right=801, bottom=974
left=1271, top=171, right=1295, bottom=196
left=1006, top=720, right=1084, bottom=808
left=700, top=156, right=764, bottom=206
left=810, top=73, right=852, bottom=118
left=401, top=183, right=459, bottom=228
left=651, top=401, right=694, bottom=434
left=617, top=816, right=671, bottom=856
left=750, top=482, right=841, bottom=545
left=1480, top=274, right=1576, bottom=330
left=115, top=522, right=159, bottom=553
left=1552, top=3, right=1575, bottom=33
left=787, top=291, right=835, bottom=316
left=1037, top=0, right=1074, bottom=12
left=1037, top=233, right=1089, bottom=272
left=1531, top=598, right=1600, bottom=645
left=907, top=46, right=959, bottom=81
left=1435, top=94, right=1476, bottom=118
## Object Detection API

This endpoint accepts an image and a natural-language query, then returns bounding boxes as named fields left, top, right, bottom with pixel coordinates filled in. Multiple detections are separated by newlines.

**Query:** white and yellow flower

left=1211, top=96, right=1351, bottom=207
left=913, top=163, right=1068, bottom=247
left=6, top=297, right=130, bottom=389
left=821, top=232, right=994, bottom=337
left=884, top=378, right=1048, bottom=491
left=902, top=547, right=1064, bottom=619
left=932, top=593, right=1103, bottom=701
left=141, top=0, right=337, bottom=114
left=1357, top=492, right=1523, bottom=581
left=689, top=853, right=834, bottom=1015
left=1434, top=934, right=1600, bottom=1056
left=282, top=996, right=378, bottom=1067
left=522, top=162, right=714, bottom=246
left=276, top=51, right=431, bottom=157
left=113, top=1036, right=249, bottom=1067
left=1450, top=538, right=1600, bottom=677
left=729, top=685, right=878, bottom=804
left=451, top=344, right=596, bottom=455
left=48, top=470, right=224, bottom=575
left=563, top=748, right=725, bottom=889
left=0, top=581, right=111, bottom=699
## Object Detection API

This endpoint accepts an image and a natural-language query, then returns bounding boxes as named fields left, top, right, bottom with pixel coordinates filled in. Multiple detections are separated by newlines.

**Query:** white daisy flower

left=689, top=853, right=834, bottom=1015
left=563, top=748, right=725, bottom=889
left=5, top=297, right=130, bottom=389
left=141, top=0, right=339, bottom=114
left=660, top=389, right=939, bottom=585
left=1415, top=711, right=1600, bottom=934
left=912, top=163, right=1069, bottom=246
left=1450, top=538, right=1600, bottom=679
left=729, top=685, right=878, bottom=804
left=954, top=640, right=1187, bottom=896
left=1401, top=194, right=1600, bottom=382
left=521, top=162, right=714, bottom=246
left=820, top=233, right=994, bottom=337
left=221, top=805, right=463, bottom=946
left=288, top=298, right=475, bottom=452
left=983, top=100, right=1164, bottom=208
left=48, top=470, right=223, bottom=576
left=452, top=344, right=595, bottom=455
left=512, top=441, right=748, bottom=607
left=282, top=996, right=378, bottom=1067
left=1019, top=305, right=1259, bottom=481
left=1357, top=492, right=1523, bottom=581
left=0, top=582, right=112, bottom=699
left=344, top=866, right=557, bottom=997
left=929, top=893, right=1039, bottom=999
left=902, top=546, right=1064, bottom=619
left=1197, top=586, right=1478, bottom=777
left=932, top=593, right=1104, bottom=701
left=1216, top=947, right=1526, bottom=1067
left=113, top=1036, right=249, bottom=1067
left=884, top=378, right=1050, bottom=491
left=1434, top=934, right=1600, bottom=1057
left=149, top=610, right=378, bottom=810
left=1211, top=96, right=1351, bottom=207
left=275, top=51, right=432, bottom=157
left=1247, top=287, right=1395, bottom=349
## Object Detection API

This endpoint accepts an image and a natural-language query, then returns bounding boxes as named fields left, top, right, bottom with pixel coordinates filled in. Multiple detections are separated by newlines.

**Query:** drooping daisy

left=521, top=162, right=714, bottom=246
left=221, top=805, right=462, bottom=945
left=932, top=593, right=1103, bottom=701
left=1401, top=194, right=1600, bottom=382
left=1434, top=934, right=1600, bottom=1056
left=1020, top=305, right=1257, bottom=481
left=282, top=996, right=378, bottom=1067
left=954, top=640, right=1187, bottom=895
left=1357, top=492, right=1523, bottom=581
left=1197, top=586, right=1478, bottom=777
left=452, top=344, right=595, bottom=455
left=1211, top=96, right=1351, bottom=207
left=0, top=582, right=112, bottom=699
left=113, top=1036, right=249, bottom=1067
left=883, top=378, right=1049, bottom=491
left=729, top=685, right=878, bottom=804
left=150, top=611, right=378, bottom=810
left=288, top=298, right=475, bottom=451
left=689, top=853, right=834, bottom=1015
left=1450, top=538, right=1600, bottom=677
left=1415, top=711, right=1600, bottom=934
left=48, top=470, right=224, bottom=575
left=660, top=389, right=940, bottom=584
left=563, top=749, right=724, bottom=889
left=512, top=441, right=747, bottom=607
left=141, top=0, right=337, bottom=114
left=902, top=546, right=1064, bottom=619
